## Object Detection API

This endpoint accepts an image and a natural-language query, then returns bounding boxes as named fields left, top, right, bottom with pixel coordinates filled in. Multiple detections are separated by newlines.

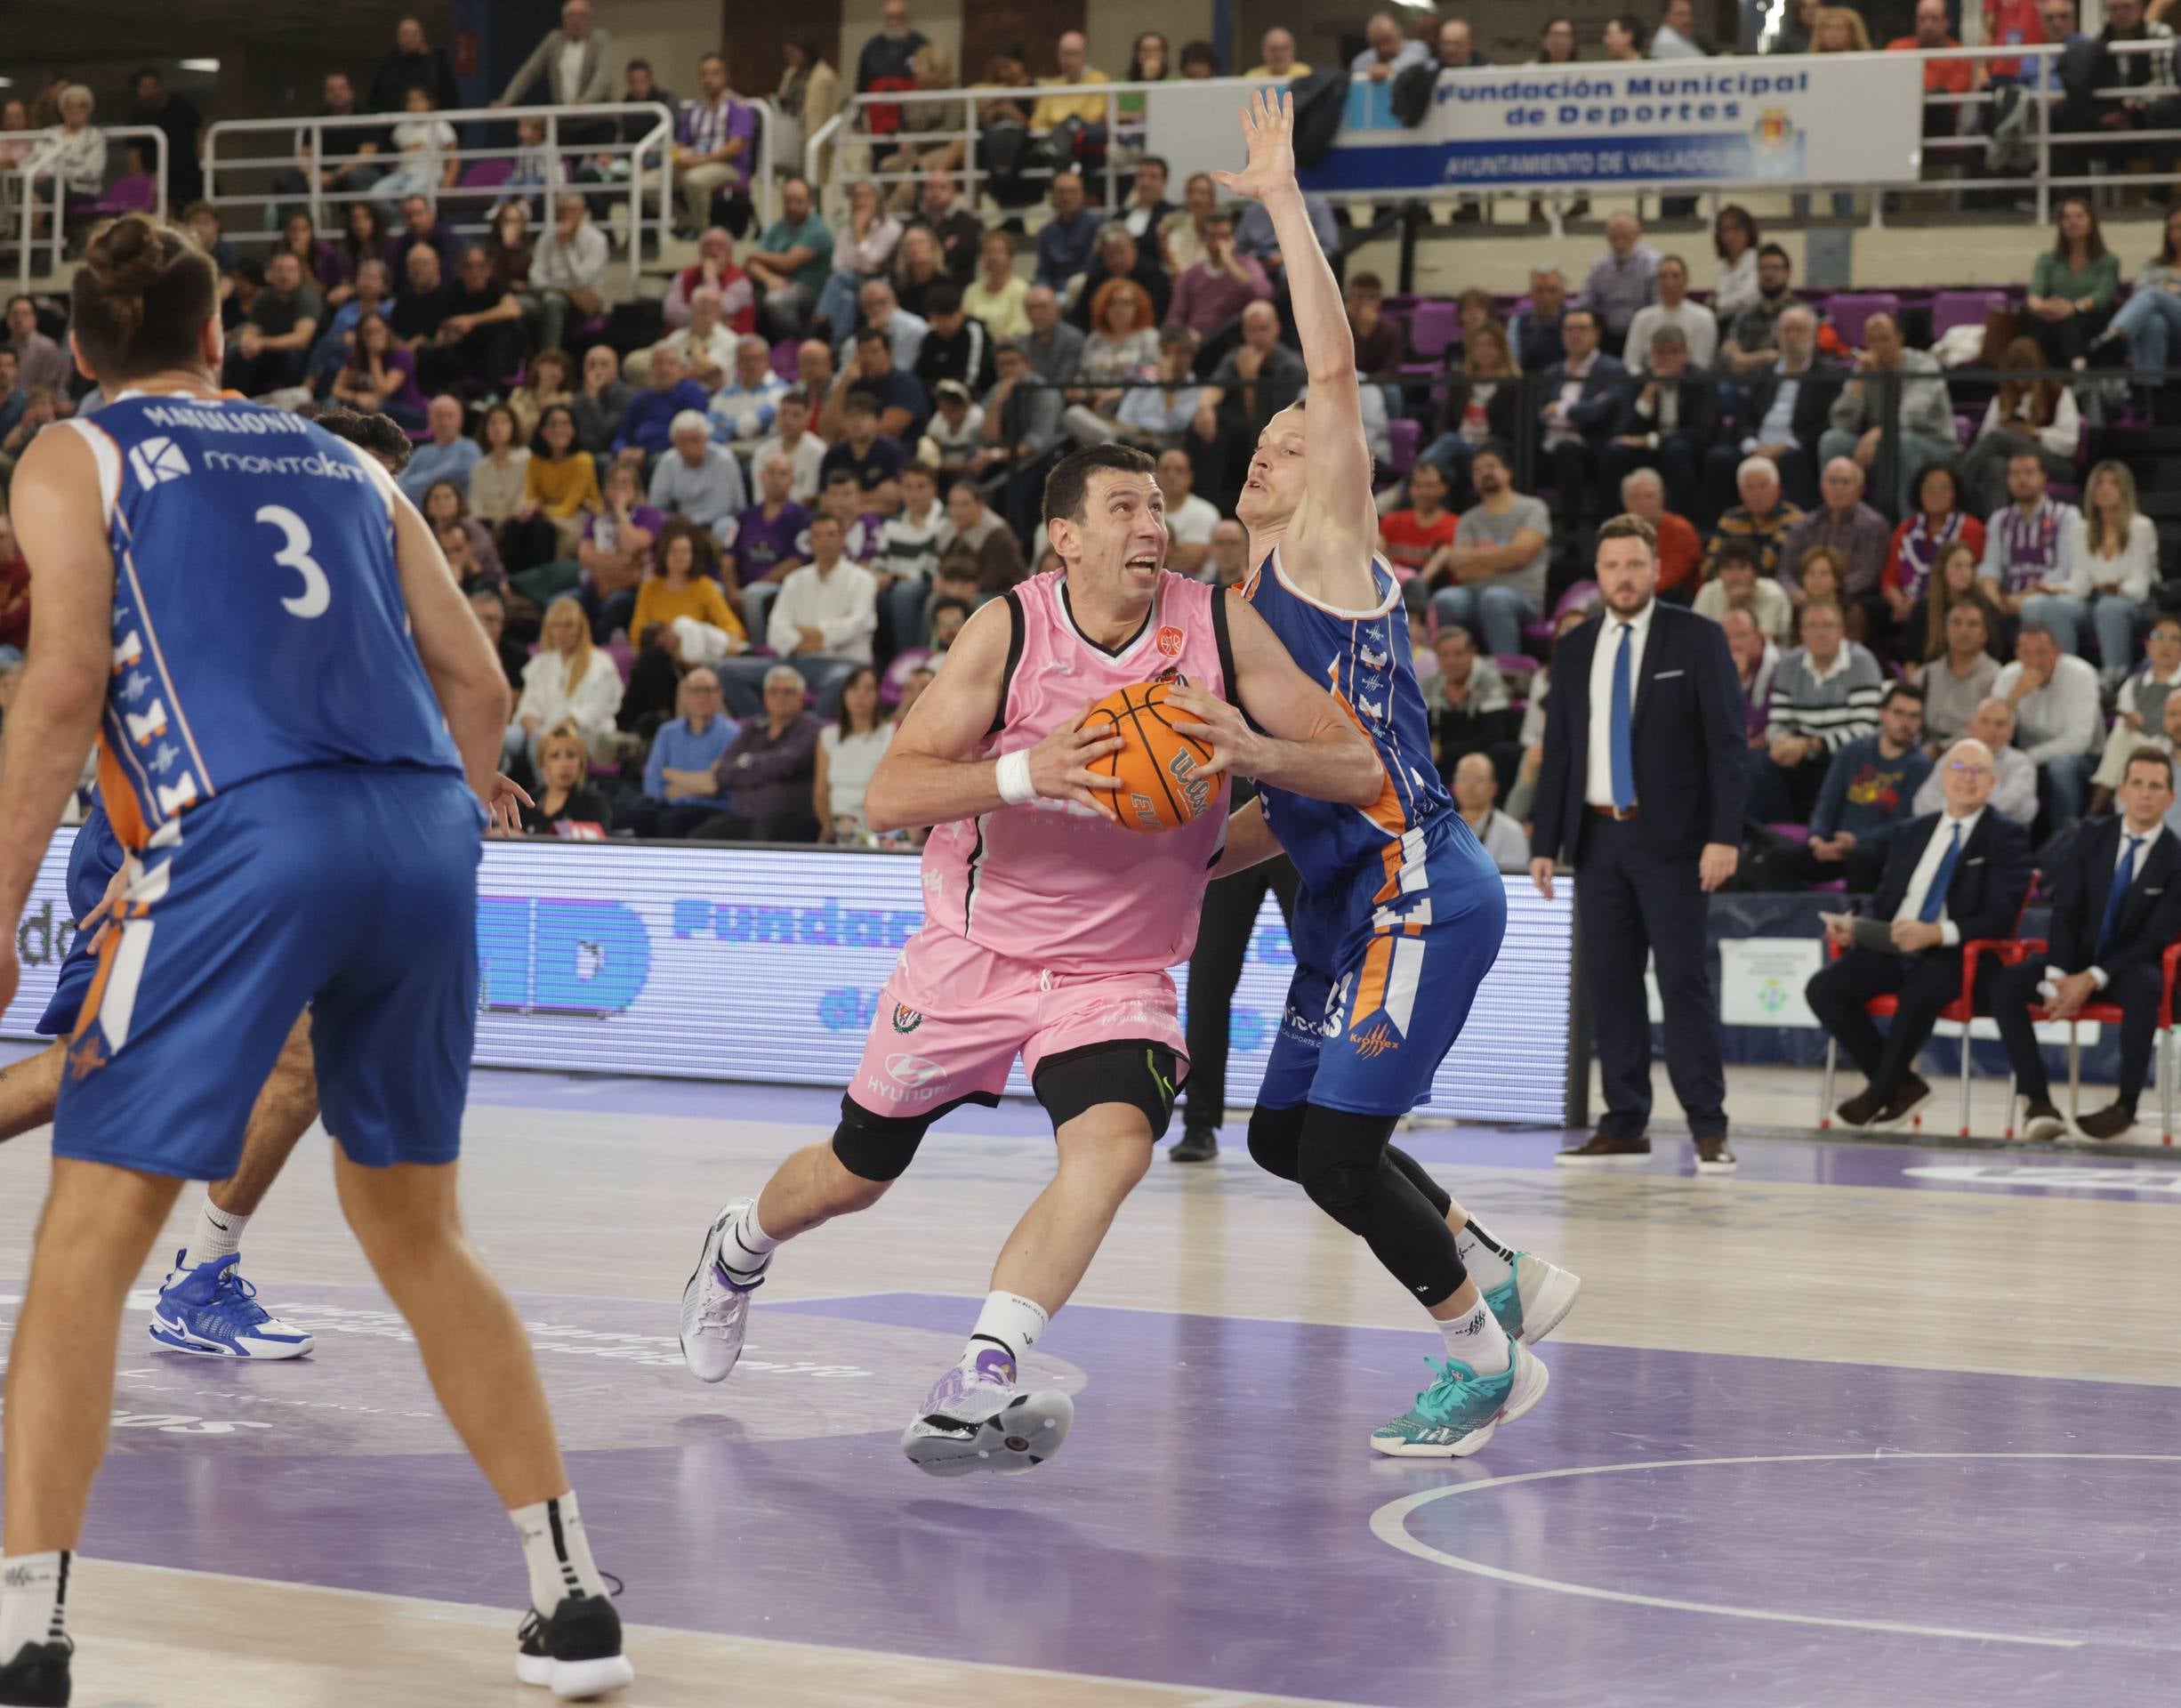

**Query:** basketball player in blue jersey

left=1210, top=93, right=1581, bottom=1457
left=0, top=219, right=629, bottom=1704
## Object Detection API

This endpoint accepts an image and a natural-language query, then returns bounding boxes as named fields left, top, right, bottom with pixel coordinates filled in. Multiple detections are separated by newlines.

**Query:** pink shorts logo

left=886, top=1053, right=948, bottom=1088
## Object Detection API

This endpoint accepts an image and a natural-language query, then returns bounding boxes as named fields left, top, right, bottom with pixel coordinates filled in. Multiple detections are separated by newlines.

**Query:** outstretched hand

left=1211, top=88, right=1298, bottom=205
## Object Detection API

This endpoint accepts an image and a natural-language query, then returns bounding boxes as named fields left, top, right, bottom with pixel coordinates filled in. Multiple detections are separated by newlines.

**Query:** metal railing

left=808, top=42, right=2181, bottom=228
left=11, top=125, right=169, bottom=291
left=203, top=101, right=707, bottom=262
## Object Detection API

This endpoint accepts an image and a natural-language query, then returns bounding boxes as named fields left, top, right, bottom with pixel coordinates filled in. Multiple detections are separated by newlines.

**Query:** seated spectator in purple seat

left=417, top=244, right=527, bottom=394
left=327, top=310, right=426, bottom=430
left=222, top=251, right=323, bottom=397
left=626, top=666, right=741, bottom=838
left=692, top=665, right=826, bottom=842
left=612, top=344, right=711, bottom=462
left=1977, top=448, right=2079, bottom=624
left=1754, top=596, right=1885, bottom=821
left=1345, top=270, right=1406, bottom=377
left=1779, top=681, right=1932, bottom=891
left=396, top=392, right=482, bottom=505
left=724, top=451, right=814, bottom=600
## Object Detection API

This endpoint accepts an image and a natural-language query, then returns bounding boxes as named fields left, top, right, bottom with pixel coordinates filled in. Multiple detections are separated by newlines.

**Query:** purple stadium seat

left=604, top=640, right=633, bottom=683
left=460, top=158, right=514, bottom=189
left=1384, top=417, right=1419, bottom=476
left=1932, top=290, right=2008, bottom=339
left=770, top=339, right=800, bottom=382
left=74, top=174, right=157, bottom=220
left=1408, top=301, right=1456, bottom=361
left=1824, top=293, right=1902, bottom=349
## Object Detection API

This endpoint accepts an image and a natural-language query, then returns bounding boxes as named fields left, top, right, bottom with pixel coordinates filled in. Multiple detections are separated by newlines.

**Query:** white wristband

left=995, top=749, right=1037, bottom=806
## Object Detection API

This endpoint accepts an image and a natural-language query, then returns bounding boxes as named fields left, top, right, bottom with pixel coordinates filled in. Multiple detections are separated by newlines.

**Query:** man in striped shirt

left=1752, top=597, right=1886, bottom=821
left=673, top=52, right=756, bottom=234
left=1977, top=450, right=2077, bottom=615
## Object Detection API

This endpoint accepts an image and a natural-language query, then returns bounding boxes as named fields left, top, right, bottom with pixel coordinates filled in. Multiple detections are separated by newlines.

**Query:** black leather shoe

left=1170, top=1127, right=1219, bottom=1163
left=1555, top=1132, right=1652, bottom=1166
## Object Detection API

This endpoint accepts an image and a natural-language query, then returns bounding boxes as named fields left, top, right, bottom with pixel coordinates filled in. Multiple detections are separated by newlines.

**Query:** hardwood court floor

left=1, top=1067, right=2177, bottom=1708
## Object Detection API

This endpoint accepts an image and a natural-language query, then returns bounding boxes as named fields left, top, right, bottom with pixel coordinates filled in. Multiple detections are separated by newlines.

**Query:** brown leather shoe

left=2074, top=1103, right=2139, bottom=1142
left=2020, top=1102, right=2068, bottom=1143
left=1834, top=1087, right=1886, bottom=1129
left=1871, top=1076, right=1934, bottom=1129
left=1555, top=1132, right=1652, bottom=1166
left=1694, top=1136, right=1738, bottom=1173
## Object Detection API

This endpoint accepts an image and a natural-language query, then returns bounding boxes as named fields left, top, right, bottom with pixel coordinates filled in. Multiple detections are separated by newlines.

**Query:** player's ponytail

left=70, top=214, right=218, bottom=383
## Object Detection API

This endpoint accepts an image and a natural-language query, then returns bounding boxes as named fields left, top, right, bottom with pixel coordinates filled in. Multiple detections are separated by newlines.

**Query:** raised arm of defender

left=1212, top=91, right=1377, bottom=548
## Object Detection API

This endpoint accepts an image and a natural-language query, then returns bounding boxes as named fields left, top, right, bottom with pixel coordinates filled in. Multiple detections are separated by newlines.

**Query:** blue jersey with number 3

left=64, top=394, right=462, bottom=848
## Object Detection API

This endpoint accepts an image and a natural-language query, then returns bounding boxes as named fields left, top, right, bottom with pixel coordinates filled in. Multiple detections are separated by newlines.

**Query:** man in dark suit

left=1705, top=303, right=1836, bottom=514
left=1537, top=306, right=1629, bottom=542
left=1532, top=513, right=1750, bottom=1172
left=1994, top=748, right=2181, bottom=1143
left=1600, top=326, right=1720, bottom=525
left=1806, top=737, right=2035, bottom=1129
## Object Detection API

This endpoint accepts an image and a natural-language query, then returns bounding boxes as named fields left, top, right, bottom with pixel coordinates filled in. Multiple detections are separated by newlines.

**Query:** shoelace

left=697, top=1272, right=756, bottom=1331
left=206, top=1266, right=273, bottom=1329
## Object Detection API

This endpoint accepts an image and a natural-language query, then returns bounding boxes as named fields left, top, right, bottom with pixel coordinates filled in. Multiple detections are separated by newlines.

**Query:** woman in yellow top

left=520, top=404, right=603, bottom=554
left=631, top=521, right=746, bottom=643
left=961, top=230, right=1030, bottom=340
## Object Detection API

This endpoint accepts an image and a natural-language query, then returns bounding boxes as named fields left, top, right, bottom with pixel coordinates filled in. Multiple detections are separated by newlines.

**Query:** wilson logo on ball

left=1082, top=680, right=1226, bottom=834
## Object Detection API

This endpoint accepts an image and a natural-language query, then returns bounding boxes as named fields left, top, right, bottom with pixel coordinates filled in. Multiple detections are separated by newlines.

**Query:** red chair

left=1815, top=932, right=2018, bottom=1138
left=2000, top=938, right=2181, bottom=1144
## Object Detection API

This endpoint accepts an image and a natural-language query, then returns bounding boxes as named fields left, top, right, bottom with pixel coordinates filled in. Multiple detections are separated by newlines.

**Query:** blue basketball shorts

left=1258, top=814, right=1508, bottom=1117
left=54, top=766, right=484, bottom=1180
left=36, top=810, right=126, bottom=1039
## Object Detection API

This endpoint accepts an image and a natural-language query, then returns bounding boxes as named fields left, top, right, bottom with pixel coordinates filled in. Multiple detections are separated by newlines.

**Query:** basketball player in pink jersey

left=1211, top=91, right=1581, bottom=1457
left=679, top=441, right=1383, bottom=1475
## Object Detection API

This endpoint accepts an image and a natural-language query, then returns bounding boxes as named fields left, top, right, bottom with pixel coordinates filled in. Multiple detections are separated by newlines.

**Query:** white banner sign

left=1290, top=53, right=1925, bottom=194
left=1720, top=937, right=1824, bottom=1028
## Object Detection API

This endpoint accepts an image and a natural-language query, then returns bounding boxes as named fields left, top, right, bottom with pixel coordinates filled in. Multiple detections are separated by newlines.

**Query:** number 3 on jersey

left=255, top=504, right=332, bottom=619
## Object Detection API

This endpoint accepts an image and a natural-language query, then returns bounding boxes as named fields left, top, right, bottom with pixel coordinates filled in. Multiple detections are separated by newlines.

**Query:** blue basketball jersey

left=1241, top=546, right=1452, bottom=895
left=62, top=394, right=461, bottom=848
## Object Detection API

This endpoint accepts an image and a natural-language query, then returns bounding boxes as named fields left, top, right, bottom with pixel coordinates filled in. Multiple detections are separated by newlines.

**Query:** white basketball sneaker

left=900, top=1348, right=1074, bottom=1477
left=678, top=1199, right=764, bottom=1384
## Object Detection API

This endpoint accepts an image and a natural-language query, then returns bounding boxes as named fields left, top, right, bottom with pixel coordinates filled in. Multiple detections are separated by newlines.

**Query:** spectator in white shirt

left=1911, top=696, right=2040, bottom=826
left=507, top=594, right=625, bottom=770
left=648, top=411, right=749, bottom=539
left=1622, top=254, right=1718, bottom=375
left=1155, top=447, right=1219, bottom=577
left=749, top=385, right=826, bottom=502
left=2093, top=615, right=2181, bottom=801
left=1352, top=12, right=1431, bottom=79
left=1650, top=0, right=1707, bottom=59
left=1453, top=753, right=1531, bottom=869
left=643, top=286, right=738, bottom=389
left=709, top=335, right=790, bottom=441
left=768, top=512, right=880, bottom=674
left=530, top=191, right=610, bottom=355
left=1992, top=623, right=2105, bottom=829
left=2045, top=459, right=2156, bottom=687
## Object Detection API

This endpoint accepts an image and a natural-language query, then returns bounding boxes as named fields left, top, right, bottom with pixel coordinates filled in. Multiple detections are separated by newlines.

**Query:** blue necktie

left=1609, top=622, right=1637, bottom=811
left=2099, top=835, right=2145, bottom=960
left=1917, top=822, right=1962, bottom=924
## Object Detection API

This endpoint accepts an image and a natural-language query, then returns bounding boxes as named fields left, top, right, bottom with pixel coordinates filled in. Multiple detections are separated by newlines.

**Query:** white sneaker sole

left=1513, top=1257, right=1581, bottom=1345
left=517, top=1650, right=636, bottom=1700
left=901, top=1389, right=1074, bottom=1478
left=678, top=1200, right=756, bottom=1385
left=1554, top=1150, right=1652, bottom=1168
left=148, top=1313, right=314, bottom=1360
left=1369, top=1347, right=1550, bottom=1459
left=2022, top=1115, right=2068, bottom=1143
left=1694, top=1154, right=1740, bottom=1175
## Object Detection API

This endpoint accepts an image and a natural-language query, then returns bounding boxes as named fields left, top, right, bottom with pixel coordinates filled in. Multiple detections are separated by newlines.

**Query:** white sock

left=0, top=1551, right=70, bottom=1660
left=964, top=1291, right=1048, bottom=1371
left=181, top=1195, right=248, bottom=1271
left=1437, top=1298, right=1512, bottom=1375
left=719, top=1201, right=777, bottom=1277
left=511, top=1493, right=609, bottom=1616
left=1453, top=1220, right=1515, bottom=1293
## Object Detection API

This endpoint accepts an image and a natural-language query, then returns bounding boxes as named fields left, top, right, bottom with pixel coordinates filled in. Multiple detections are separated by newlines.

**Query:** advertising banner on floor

left=3, top=836, right=1578, bottom=1126
left=1288, top=53, right=1925, bottom=193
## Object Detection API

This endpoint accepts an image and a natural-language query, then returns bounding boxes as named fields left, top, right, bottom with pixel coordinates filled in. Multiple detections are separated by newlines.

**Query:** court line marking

left=100, top=1559, right=1386, bottom=1708
left=1370, top=1452, right=2181, bottom=1648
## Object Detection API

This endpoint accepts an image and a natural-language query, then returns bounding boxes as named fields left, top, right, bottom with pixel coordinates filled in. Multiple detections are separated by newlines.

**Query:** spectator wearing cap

left=650, top=410, right=750, bottom=537
left=614, top=345, right=712, bottom=461
left=1166, top=210, right=1270, bottom=342
left=913, top=170, right=985, bottom=286
left=750, top=386, right=826, bottom=502
left=913, top=284, right=995, bottom=399
left=1071, top=224, right=1172, bottom=331
left=627, top=667, right=741, bottom=839
left=1352, top=12, right=1430, bottom=79
left=672, top=52, right=756, bottom=235
left=1034, top=172, right=1107, bottom=294
left=825, top=326, right=930, bottom=443
left=709, top=336, right=789, bottom=443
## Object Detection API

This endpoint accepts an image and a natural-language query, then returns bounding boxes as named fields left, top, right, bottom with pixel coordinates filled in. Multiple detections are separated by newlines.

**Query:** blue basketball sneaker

left=148, top=1251, right=314, bottom=1359
left=1485, top=1253, right=1582, bottom=1346
left=1370, top=1341, right=1549, bottom=1457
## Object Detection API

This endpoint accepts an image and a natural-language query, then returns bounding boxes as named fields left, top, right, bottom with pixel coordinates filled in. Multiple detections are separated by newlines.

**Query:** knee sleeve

left=831, top=1094, right=939, bottom=1182
left=1246, top=1102, right=1307, bottom=1181
left=1296, top=1108, right=1403, bottom=1237
left=1297, top=1105, right=1468, bottom=1306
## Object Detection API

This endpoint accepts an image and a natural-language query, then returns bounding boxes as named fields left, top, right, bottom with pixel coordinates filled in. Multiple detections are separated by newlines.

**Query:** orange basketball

left=1082, top=681, right=1225, bottom=834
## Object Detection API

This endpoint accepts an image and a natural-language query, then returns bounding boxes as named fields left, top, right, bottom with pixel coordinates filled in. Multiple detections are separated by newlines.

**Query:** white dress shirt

left=1584, top=600, right=1654, bottom=809
left=767, top=558, right=879, bottom=664
left=1894, top=807, right=1985, bottom=946
left=2090, top=821, right=2164, bottom=986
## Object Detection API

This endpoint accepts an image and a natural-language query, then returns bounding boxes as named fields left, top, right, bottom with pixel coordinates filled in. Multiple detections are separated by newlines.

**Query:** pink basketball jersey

left=920, top=570, right=1234, bottom=976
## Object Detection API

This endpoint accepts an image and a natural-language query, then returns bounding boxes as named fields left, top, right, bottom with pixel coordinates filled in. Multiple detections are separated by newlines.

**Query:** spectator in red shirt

left=1618, top=467, right=1703, bottom=603
left=1882, top=461, right=1986, bottom=634
left=1984, top=0, right=2048, bottom=82
left=0, top=509, right=27, bottom=651
left=664, top=227, right=755, bottom=335
left=1887, top=0, right=1978, bottom=151
left=1377, top=459, right=1459, bottom=608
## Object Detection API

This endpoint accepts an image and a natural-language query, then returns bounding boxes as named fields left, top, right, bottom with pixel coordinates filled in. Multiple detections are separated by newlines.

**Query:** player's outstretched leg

left=899, top=1100, right=1151, bottom=1478
left=149, top=1014, right=318, bottom=1360
left=680, top=1103, right=908, bottom=1384
left=1250, top=1107, right=1581, bottom=1346
left=334, top=1151, right=632, bottom=1701
left=1, top=1159, right=183, bottom=1708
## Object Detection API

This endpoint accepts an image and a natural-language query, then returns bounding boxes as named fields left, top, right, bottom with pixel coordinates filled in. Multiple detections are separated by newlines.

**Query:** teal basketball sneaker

left=1370, top=1341, right=1549, bottom=1457
left=1484, top=1252, right=1581, bottom=1346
